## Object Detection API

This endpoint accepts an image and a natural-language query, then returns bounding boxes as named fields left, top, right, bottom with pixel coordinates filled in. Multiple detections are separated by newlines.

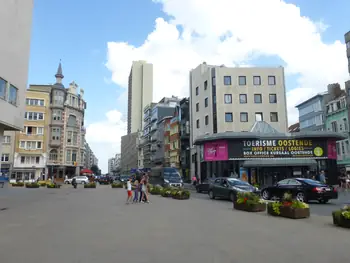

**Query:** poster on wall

left=228, top=139, right=328, bottom=159
left=203, top=141, right=228, bottom=161
left=327, top=140, right=337, bottom=160
left=239, top=167, right=248, bottom=182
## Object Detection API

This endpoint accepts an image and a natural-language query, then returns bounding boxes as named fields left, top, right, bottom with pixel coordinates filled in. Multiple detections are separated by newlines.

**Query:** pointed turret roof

left=249, top=121, right=281, bottom=134
left=55, top=61, right=64, bottom=79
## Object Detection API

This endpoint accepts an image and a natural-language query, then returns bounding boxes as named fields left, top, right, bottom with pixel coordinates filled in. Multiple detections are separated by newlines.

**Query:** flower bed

left=111, top=183, right=124, bottom=188
left=267, top=193, right=310, bottom=219
left=234, top=192, right=266, bottom=212
left=84, top=183, right=96, bottom=188
left=172, top=189, right=190, bottom=200
left=25, top=183, right=40, bottom=188
left=161, top=188, right=173, bottom=197
left=47, top=183, right=61, bottom=188
left=332, top=205, right=350, bottom=228
left=150, top=185, right=162, bottom=195
left=11, top=182, right=24, bottom=187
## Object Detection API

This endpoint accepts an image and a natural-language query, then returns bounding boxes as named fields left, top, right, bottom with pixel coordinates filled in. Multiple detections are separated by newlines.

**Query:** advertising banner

left=228, top=139, right=328, bottom=159
left=204, top=140, right=228, bottom=161
left=327, top=140, right=337, bottom=160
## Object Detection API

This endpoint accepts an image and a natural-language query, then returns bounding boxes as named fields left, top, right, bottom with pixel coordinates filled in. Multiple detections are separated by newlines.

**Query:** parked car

left=119, top=175, right=130, bottom=183
left=208, top=178, right=259, bottom=201
left=196, top=178, right=215, bottom=193
left=260, top=178, right=338, bottom=203
left=97, top=177, right=111, bottom=185
left=64, top=176, right=89, bottom=184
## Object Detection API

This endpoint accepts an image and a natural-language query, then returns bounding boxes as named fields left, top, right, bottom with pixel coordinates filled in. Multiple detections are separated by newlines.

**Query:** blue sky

left=29, top=0, right=350, bottom=171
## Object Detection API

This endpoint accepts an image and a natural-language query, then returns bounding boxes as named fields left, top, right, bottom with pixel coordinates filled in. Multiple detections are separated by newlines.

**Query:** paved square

left=0, top=186, right=349, bottom=263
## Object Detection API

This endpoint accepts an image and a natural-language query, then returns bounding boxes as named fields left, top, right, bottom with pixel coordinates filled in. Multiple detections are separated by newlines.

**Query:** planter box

left=332, top=212, right=350, bottom=228
left=172, top=195, right=190, bottom=200
left=47, top=185, right=61, bottom=189
left=161, top=193, right=172, bottom=197
left=234, top=202, right=266, bottom=212
left=267, top=204, right=310, bottom=219
left=11, top=184, right=24, bottom=187
left=84, top=185, right=96, bottom=188
left=111, top=185, right=123, bottom=188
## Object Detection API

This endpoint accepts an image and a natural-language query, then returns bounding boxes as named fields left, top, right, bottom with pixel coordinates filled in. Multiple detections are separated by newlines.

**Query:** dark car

left=208, top=177, right=259, bottom=201
left=98, top=177, right=111, bottom=185
left=196, top=178, right=215, bottom=193
left=119, top=175, right=130, bottom=183
left=260, top=178, right=338, bottom=203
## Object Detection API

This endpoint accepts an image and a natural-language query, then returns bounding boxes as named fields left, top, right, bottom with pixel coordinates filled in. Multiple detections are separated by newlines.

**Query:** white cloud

left=86, top=110, right=126, bottom=173
left=95, top=0, right=349, bottom=171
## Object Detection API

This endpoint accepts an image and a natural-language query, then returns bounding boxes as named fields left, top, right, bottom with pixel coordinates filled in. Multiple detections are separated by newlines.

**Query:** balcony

left=51, top=119, right=64, bottom=126
left=151, top=145, right=157, bottom=152
left=150, top=123, right=157, bottom=132
left=49, top=139, right=61, bottom=147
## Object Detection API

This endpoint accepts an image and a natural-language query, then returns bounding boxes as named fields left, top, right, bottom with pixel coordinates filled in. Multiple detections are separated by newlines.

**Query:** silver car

left=64, top=176, right=89, bottom=184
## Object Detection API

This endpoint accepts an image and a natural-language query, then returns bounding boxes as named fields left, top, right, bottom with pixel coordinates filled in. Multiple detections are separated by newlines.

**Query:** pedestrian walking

left=126, top=178, right=133, bottom=204
left=319, top=170, right=326, bottom=184
left=140, top=177, right=149, bottom=203
left=133, top=180, right=139, bottom=203
left=192, top=175, right=197, bottom=186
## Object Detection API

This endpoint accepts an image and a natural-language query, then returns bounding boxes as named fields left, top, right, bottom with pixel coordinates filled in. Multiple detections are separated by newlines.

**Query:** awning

left=242, top=159, right=317, bottom=168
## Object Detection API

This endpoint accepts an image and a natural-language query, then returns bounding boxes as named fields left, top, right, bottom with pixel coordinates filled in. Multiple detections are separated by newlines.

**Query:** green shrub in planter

left=172, top=189, right=190, bottom=200
left=84, top=183, right=96, bottom=188
left=11, top=182, right=24, bottom=187
left=47, top=183, right=61, bottom=188
left=111, top=183, right=124, bottom=188
left=332, top=205, right=350, bottom=228
left=40, top=182, right=47, bottom=187
left=150, top=185, right=162, bottom=195
left=25, top=183, right=40, bottom=188
left=161, top=188, right=173, bottom=197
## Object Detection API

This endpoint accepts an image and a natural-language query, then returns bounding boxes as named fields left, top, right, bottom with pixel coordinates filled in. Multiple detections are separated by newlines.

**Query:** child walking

left=132, top=180, right=139, bottom=203
left=126, top=178, right=132, bottom=204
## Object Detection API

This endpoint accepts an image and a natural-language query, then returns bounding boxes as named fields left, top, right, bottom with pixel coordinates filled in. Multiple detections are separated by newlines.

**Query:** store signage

left=228, top=139, right=327, bottom=159
left=204, top=141, right=228, bottom=161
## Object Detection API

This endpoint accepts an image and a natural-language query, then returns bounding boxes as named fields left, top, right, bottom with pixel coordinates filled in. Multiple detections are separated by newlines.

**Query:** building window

left=0, top=77, right=6, bottom=98
left=336, top=142, right=341, bottom=155
left=238, top=76, right=246, bottom=85
left=37, top=127, right=44, bottom=135
left=331, top=121, right=338, bottom=132
left=204, top=97, right=208, bottom=107
left=26, top=99, right=45, bottom=106
left=196, top=87, right=199, bottom=96
left=52, top=110, right=62, bottom=121
left=205, top=115, right=209, bottom=125
left=20, top=156, right=25, bottom=164
left=255, top=112, right=263, bottom=121
left=66, top=150, right=71, bottom=162
left=196, top=119, right=200, bottom=129
left=253, top=76, right=261, bottom=85
left=224, top=94, right=232, bottom=104
left=240, top=112, right=248, bottom=122
left=269, top=94, right=277, bottom=103
left=224, top=76, right=231, bottom=85
left=67, top=115, right=77, bottom=127
left=268, top=76, right=276, bottom=85
left=25, top=112, right=44, bottom=121
left=2, top=136, right=10, bottom=144
left=204, top=80, right=208, bottom=90
left=196, top=103, right=199, bottom=112
left=212, top=77, right=216, bottom=86
left=225, top=112, right=233, bottom=122
left=36, top=156, right=40, bottom=164
left=8, top=85, right=18, bottom=105
left=239, top=94, right=247, bottom=104
left=254, top=94, right=262, bottom=103
left=347, top=41, right=350, bottom=49
left=1, top=154, right=9, bottom=162
left=49, top=149, right=58, bottom=161
left=270, top=112, right=278, bottom=122
left=19, top=141, right=43, bottom=150
left=343, top=118, right=348, bottom=131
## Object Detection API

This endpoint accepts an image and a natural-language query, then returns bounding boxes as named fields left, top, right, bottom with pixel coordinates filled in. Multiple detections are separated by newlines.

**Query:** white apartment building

left=108, top=157, right=115, bottom=174
left=0, top=0, right=34, bottom=174
left=189, top=63, right=288, bottom=172
left=127, top=61, right=153, bottom=134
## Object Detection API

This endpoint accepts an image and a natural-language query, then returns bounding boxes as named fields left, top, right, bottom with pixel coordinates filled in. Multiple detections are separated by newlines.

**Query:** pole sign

left=228, top=139, right=328, bottom=159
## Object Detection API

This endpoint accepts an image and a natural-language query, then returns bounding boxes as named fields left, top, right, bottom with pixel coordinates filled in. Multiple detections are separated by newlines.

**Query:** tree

left=90, top=165, right=100, bottom=175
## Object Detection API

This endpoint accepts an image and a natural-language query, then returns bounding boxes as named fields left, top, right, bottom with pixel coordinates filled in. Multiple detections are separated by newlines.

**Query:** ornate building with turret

left=46, top=62, right=87, bottom=180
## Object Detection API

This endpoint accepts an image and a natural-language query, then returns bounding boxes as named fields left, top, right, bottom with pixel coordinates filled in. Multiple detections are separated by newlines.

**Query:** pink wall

left=327, top=140, right=337, bottom=160
left=204, top=140, right=228, bottom=161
